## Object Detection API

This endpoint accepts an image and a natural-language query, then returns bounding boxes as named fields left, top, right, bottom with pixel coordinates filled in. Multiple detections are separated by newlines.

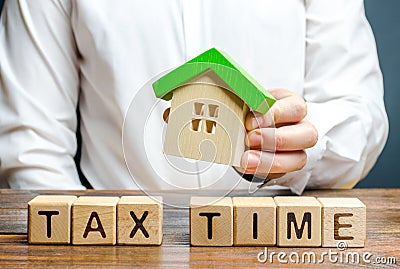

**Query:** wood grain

left=190, top=197, right=233, bottom=246
left=117, top=196, right=163, bottom=245
left=0, top=189, right=399, bottom=268
left=318, top=197, right=366, bottom=247
left=72, top=196, right=119, bottom=245
left=233, top=197, right=276, bottom=246
left=28, top=195, right=77, bottom=244
left=274, top=196, right=322, bottom=247
left=164, top=69, right=247, bottom=166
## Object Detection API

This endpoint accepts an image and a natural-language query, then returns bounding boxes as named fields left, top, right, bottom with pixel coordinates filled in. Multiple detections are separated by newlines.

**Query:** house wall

left=164, top=72, right=247, bottom=166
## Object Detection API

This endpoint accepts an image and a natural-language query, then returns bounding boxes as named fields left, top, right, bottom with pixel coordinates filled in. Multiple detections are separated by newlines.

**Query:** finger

left=240, top=150, right=307, bottom=174
left=270, top=94, right=307, bottom=124
left=268, top=88, right=300, bottom=99
left=163, top=107, right=170, bottom=123
left=246, top=120, right=318, bottom=151
left=245, top=89, right=307, bottom=130
left=235, top=166, right=286, bottom=181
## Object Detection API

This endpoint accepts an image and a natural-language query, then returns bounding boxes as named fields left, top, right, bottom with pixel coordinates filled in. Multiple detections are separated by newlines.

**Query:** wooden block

left=318, top=198, right=366, bottom=247
left=233, top=197, right=276, bottom=246
left=28, top=195, right=77, bottom=244
left=190, top=197, right=233, bottom=246
left=72, top=196, right=119, bottom=245
left=274, top=196, right=321, bottom=247
left=117, top=196, right=163, bottom=245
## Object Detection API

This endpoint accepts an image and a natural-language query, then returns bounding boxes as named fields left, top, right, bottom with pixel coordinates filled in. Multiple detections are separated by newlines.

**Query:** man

left=0, top=0, right=388, bottom=194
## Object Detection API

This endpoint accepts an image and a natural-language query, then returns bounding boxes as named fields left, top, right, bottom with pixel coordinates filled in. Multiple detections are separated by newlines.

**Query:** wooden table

left=0, top=189, right=399, bottom=268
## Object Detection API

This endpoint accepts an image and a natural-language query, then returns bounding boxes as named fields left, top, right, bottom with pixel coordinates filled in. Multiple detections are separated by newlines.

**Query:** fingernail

left=242, top=151, right=260, bottom=169
left=247, top=131, right=261, bottom=147
left=251, top=115, right=273, bottom=129
left=251, top=117, right=259, bottom=129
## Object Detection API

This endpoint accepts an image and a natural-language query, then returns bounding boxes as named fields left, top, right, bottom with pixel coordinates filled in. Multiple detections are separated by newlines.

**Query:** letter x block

left=318, top=198, right=366, bottom=247
left=274, top=196, right=321, bottom=247
left=190, top=197, right=233, bottom=246
left=28, top=195, right=77, bottom=244
left=117, top=196, right=163, bottom=245
left=72, top=196, right=119, bottom=245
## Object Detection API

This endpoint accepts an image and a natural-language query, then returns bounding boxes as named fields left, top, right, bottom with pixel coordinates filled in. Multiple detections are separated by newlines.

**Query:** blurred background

left=0, top=0, right=398, bottom=188
left=356, top=0, right=400, bottom=188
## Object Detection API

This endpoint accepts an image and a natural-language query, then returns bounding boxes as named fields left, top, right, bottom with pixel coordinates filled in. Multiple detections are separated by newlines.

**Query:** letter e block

left=233, top=197, right=276, bottom=246
left=318, top=198, right=366, bottom=247
left=117, top=196, right=163, bottom=245
left=190, top=197, right=233, bottom=246
left=274, top=196, right=321, bottom=247
left=72, top=196, right=119, bottom=245
left=28, top=195, right=77, bottom=244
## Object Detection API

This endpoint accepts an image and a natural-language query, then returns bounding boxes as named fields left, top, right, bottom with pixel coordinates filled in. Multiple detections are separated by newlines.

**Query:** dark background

left=0, top=0, right=398, bottom=188
left=356, top=0, right=400, bottom=188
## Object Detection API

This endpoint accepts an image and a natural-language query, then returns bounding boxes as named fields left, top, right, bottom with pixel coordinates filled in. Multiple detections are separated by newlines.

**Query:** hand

left=235, top=88, right=318, bottom=181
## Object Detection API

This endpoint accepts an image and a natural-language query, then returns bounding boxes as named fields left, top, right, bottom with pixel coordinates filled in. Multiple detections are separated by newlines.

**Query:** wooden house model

left=152, top=48, right=275, bottom=166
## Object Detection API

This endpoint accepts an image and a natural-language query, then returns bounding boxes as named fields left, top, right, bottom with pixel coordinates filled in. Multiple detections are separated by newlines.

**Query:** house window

left=205, top=120, right=216, bottom=134
left=191, top=102, right=219, bottom=134
left=208, top=104, right=219, bottom=118
left=191, top=119, right=202, bottom=132
left=193, top=102, right=205, bottom=116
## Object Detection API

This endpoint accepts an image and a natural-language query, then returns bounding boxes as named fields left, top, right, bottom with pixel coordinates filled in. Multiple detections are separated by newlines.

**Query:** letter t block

left=274, top=196, right=321, bottom=247
left=190, top=197, right=233, bottom=246
left=28, top=195, right=77, bottom=244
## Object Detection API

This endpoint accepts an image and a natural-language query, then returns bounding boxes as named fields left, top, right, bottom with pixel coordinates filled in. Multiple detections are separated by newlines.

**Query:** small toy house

left=152, top=48, right=275, bottom=166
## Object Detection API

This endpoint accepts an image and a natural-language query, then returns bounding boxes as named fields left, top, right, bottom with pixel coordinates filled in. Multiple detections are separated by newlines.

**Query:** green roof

left=152, top=48, right=275, bottom=113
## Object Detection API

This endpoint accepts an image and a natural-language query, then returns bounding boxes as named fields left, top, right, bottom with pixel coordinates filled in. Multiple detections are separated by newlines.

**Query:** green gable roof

left=152, top=48, right=275, bottom=113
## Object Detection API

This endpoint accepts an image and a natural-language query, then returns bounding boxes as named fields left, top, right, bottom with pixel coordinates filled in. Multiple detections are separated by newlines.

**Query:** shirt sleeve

left=263, top=0, right=389, bottom=194
left=0, top=0, right=84, bottom=189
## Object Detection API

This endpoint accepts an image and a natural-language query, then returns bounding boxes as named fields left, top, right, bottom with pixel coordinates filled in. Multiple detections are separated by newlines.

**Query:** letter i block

left=274, top=196, right=321, bottom=247
left=190, top=197, right=233, bottom=246
left=117, top=196, right=163, bottom=245
left=317, top=198, right=366, bottom=247
left=233, top=197, right=276, bottom=246
left=72, top=196, right=119, bottom=245
left=28, top=195, right=77, bottom=244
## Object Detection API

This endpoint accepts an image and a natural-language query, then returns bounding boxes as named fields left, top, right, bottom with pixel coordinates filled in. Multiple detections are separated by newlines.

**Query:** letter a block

left=318, top=198, right=366, bottom=247
left=233, top=197, right=276, bottom=246
left=28, top=195, right=77, bottom=244
left=274, top=196, right=321, bottom=247
left=190, top=197, right=233, bottom=246
left=72, top=196, right=119, bottom=245
left=117, top=196, right=163, bottom=245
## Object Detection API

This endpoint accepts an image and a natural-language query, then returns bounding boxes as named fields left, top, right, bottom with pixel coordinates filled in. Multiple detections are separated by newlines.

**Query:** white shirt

left=0, top=0, right=388, bottom=194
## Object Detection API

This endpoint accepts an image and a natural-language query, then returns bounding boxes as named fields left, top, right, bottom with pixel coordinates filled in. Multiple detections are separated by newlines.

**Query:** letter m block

left=274, top=197, right=321, bottom=247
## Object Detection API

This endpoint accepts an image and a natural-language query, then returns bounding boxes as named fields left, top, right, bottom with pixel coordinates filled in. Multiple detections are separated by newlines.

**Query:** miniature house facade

left=152, top=48, right=275, bottom=166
